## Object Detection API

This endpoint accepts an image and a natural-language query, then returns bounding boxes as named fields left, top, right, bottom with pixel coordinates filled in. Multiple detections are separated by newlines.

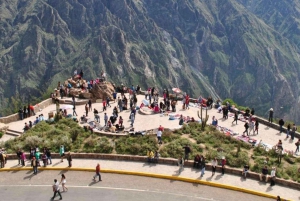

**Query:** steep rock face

left=0, top=0, right=300, bottom=122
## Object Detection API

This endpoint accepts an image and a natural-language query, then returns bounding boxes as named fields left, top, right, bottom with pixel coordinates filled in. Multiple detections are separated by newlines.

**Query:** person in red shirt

left=185, top=94, right=190, bottom=109
left=102, top=99, right=107, bottom=111
left=221, top=157, right=226, bottom=175
left=158, top=125, right=164, bottom=132
left=93, top=163, right=102, bottom=182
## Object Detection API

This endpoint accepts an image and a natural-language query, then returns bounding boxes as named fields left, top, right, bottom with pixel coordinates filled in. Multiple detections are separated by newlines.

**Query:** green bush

left=115, top=135, right=158, bottom=155
left=162, top=130, right=180, bottom=143
left=0, top=131, right=3, bottom=138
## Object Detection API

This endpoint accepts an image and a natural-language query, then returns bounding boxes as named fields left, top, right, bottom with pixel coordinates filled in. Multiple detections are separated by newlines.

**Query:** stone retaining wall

left=6, top=153, right=300, bottom=189
left=0, top=99, right=53, bottom=124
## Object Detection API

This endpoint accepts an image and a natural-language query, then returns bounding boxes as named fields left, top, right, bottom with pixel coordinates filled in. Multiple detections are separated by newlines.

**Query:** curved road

left=0, top=171, right=272, bottom=201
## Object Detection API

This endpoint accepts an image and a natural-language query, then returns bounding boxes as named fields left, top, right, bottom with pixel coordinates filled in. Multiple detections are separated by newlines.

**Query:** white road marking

left=0, top=184, right=217, bottom=200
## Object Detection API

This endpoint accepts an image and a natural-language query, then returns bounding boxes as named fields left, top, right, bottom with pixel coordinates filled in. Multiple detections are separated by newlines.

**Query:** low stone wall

left=6, top=153, right=300, bottom=189
left=236, top=110, right=300, bottom=138
left=0, top=99, right=53, bottom=124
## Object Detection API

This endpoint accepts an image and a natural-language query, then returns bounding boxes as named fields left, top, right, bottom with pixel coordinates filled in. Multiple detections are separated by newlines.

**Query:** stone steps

left=5, top=129, right=22, bottom=137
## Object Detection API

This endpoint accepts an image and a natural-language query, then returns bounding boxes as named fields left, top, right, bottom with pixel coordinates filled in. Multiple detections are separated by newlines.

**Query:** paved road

left=0, top=171, right=272, bottom=201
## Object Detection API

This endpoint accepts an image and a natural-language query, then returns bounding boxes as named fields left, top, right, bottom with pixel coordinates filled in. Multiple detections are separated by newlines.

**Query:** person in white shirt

left=51, top=179, right=62, bottom=200
left=270, top=167, right=276, bottom=186
left=211, top=157, right=218, bottom=176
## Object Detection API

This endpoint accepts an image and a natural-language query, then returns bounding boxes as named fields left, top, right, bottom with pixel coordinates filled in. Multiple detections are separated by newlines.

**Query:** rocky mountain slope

left=0, top=0, right=300, bottom=122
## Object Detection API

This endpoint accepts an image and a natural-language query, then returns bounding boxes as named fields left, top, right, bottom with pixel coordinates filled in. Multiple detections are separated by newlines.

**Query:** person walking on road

left=88, top=99, right=92, bottom=112
left=104, top=113, right=108, bottom=126
left=51, top=179, right=62, bottom=200
left=93, top=163, right=102, bottom=182
left=60, top=174, right=68, bottom=192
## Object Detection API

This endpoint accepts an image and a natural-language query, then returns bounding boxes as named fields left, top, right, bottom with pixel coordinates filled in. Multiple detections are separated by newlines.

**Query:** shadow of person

left=88, top=180, right=98, bottom=186
left=58, top=170, right=68, bottom=175
left=51, top=162, right=61, bottom=167
left=23, top=173, right=35, bottom=180
left=266, top=186, right=273, bottom=192
left=214, top=174, right=223, bottom=180
left=206, top=176, right=212, bottom=181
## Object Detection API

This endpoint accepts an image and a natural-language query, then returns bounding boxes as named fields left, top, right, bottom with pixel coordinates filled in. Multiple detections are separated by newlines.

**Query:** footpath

left=1, top=158, right=298, bottom=201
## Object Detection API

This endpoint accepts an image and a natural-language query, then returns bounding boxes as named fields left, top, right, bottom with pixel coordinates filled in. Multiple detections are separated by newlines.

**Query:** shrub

left=162, top=130, right=180, bottom=143
left=115, top=135, right=158, bottom=155
left=25, top=136, right=43, bottom=149
left=0, top=131, right=3, bottom=138
left=94, top=137, right=113, bottom=153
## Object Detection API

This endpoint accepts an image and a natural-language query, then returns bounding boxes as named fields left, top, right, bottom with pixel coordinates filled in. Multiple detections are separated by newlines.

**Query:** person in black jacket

left=269, top=108, right=274, bottom=123
left=46, top=148, right=52, bottom=165
left=278, top=119, right=285, bottom=133
left=243, top=122, right=249, bottom=136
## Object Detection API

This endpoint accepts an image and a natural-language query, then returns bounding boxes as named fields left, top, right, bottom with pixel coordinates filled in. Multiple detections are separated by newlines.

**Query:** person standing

left=102, top=99, right=107, bottom=111
left=46, top=148, right=52, bottom=165
left=248, top=121, right=254, bottom=135
left=118, top=116, right=123, bottom=127
left=250, top=108, right=255, bottom=115
left=157, top=128, right=163, bottom=144
left=255, top=120, right=259, bottom=135
left=270, top=167, right=276, bottom=186
left=51, top=179, right=62, bottom=200
left=60, top=174, right=68, bottom=192
left=16, top=149, right=22, bottom=165
left=104, top=113, right=108, bottom=126
left=31, top=157, right=38, bottom=175
left=200, top=156, right=206, bottom=177
left=18, top=108, right=24, bottom=120
left=291, top=124, right=297, bottom=140
left=286, top=124, right=291, bottom=138
left=232, top=112, right=238, bottom=125
left=21, top=151, right=26, bottom=166
left=211, top=157, right=217, bottom=177
left=295, top=138, right=300, bottom=154
left=88, top=99, right=92, bottom=111
left=243, top=122, right=249, bottom=136
left=269, top=108, right=274, bottom=123
left=118, top=97, right=123, bottom=112
left=60, top=145, right=65, bottom=162
left=178, top=156, right=184, bottom=173
left=130, top=112, right=135, bottom=127
left=221, top=157, right=226, bottom=175
left=67, top=152, right=72, bottom=167
left=73, top=105, right=77, bottom=116
left=183, top=144, right=191, bottom=162
left=93, top=163, right=102, bottom=182
left=106, top=97, right=111, bottom=108
left=85, top=104, right=89, bottom=117
left=278, top=119, right=284, bottom=133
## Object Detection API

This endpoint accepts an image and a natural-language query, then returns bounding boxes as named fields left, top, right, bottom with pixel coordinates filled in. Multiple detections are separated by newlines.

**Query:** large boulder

left=90, top=82, right=115, bottom=100
left=69, top=88, right=81, bottom=97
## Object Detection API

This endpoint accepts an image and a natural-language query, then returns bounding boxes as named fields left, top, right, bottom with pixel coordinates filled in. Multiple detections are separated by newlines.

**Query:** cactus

left=198, top=108, right=209, bottom=130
